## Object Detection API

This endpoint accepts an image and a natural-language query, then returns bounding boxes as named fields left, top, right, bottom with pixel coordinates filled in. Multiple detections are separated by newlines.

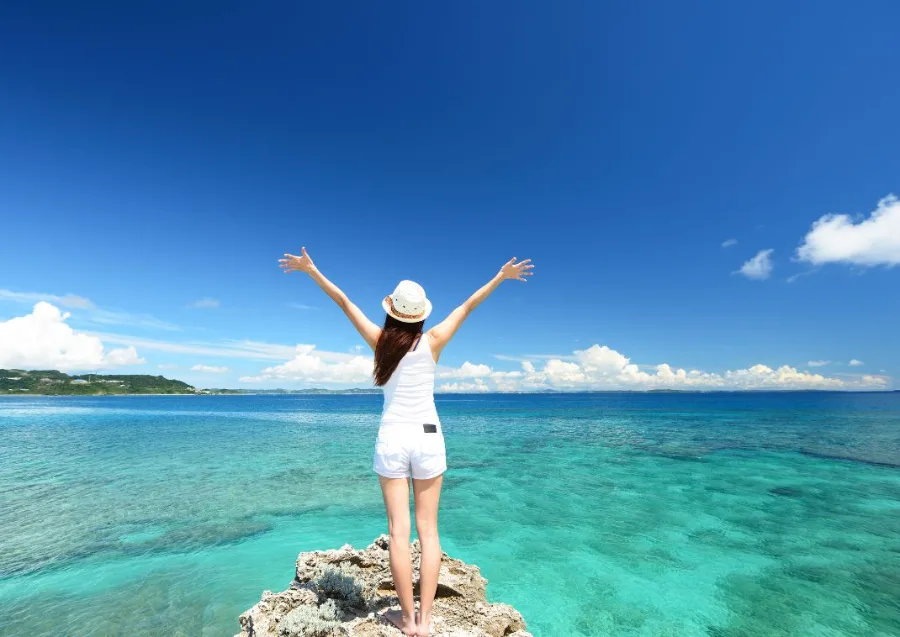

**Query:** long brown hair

left=373, top=314, right=424, bottom=386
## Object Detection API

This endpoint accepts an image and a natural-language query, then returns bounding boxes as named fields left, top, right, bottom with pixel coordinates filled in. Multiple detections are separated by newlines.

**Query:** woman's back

left=381, top=333, right=439, bottom=425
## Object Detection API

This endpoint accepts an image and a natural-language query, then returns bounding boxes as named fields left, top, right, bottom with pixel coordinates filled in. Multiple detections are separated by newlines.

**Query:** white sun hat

left=382, top=280, right=433, bottom=323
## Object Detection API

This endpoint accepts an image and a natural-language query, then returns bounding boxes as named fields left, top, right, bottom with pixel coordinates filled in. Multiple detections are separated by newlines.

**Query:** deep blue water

left=1, top=392, right=899, bottom=636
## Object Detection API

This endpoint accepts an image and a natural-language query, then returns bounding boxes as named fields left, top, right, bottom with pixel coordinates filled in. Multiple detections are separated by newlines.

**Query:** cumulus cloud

left=735, top=249, right=774, bottom=280
left=808, top=360, right=830, bottom=367
left=434, top=359, right=522, bottom=391
left=189, top=298, right=220, bottom=309
left=191, top=364, right=229, bottom=374
left=439, top=379, right=492, bottom=393
left=721, top=239, right=738, bottom=248
left=797, top=195, right=900, bottom=267
left=849, top=359, right=864, bottom=366
left=437, top=361, right=492, bottom=379
left=239, top=345, right=374, bottom=384
left=0, top=302, right=144, bottom=371
left=434, top=344, right=889, bottom=392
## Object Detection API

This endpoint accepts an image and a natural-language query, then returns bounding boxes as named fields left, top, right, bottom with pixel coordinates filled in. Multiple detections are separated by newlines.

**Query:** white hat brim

left=382, top=297, right=432, bottom=323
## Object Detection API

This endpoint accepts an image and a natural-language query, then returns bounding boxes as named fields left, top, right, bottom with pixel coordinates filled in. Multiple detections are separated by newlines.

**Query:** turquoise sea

left=1, top=393, right=899, bottom=636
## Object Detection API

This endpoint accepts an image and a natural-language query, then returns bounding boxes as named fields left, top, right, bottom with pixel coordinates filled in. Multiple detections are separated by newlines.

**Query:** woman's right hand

left=279, top=246, right=317, bottom=275
left=498, top=257, right=534, bottom=282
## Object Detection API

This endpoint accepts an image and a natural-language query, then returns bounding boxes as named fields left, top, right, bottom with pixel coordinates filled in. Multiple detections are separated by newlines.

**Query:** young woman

left=278, top=248, right=534, bottom=636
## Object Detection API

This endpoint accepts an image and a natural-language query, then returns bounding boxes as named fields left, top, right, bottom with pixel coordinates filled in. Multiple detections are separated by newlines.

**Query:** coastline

left=2, top=389, right=896, bottom=397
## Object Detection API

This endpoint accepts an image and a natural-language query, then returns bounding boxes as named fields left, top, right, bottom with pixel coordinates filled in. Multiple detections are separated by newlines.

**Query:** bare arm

left=279, top=247, right=381, bottom=350
left=428, top=257, right=533, bottom=362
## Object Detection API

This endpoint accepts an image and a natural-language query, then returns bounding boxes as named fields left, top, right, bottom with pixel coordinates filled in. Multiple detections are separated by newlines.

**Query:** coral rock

left=236, top=535, right=530, bottom=637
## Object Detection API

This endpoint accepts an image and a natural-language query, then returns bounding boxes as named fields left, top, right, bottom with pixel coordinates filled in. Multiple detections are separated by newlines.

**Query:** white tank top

left=380, top=332, right=440, bottom=426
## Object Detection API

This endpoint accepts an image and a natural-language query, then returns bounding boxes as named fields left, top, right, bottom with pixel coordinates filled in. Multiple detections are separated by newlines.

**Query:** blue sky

left=1, top=1, right=898, bottom=391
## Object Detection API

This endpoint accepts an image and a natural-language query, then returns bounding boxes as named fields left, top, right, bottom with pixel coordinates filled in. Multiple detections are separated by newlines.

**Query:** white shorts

left=373, top=422, right=446, bottom=480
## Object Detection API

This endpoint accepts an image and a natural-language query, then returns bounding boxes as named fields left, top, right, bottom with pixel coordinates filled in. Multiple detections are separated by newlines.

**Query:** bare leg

left=378, top=476, right=418, bottom=635
left=412, top=474, right=443, bottom=637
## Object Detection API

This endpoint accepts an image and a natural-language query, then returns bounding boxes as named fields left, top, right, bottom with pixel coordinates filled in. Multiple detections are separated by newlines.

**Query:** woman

left=278, top=247, right=534, bottom=636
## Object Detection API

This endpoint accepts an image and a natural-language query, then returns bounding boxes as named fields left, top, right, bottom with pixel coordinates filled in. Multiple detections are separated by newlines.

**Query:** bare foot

left=382, top=609, right=417, bottom=635
left=416, top=611, right=433, bottom=637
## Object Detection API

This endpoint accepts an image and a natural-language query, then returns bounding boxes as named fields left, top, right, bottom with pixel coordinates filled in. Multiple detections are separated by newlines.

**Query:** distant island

left=0, top=370, right=387, bottom=396
left=0, top=369, right=196, bottom=395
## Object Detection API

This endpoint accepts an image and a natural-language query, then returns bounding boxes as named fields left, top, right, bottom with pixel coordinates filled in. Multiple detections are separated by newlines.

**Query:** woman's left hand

left=279, top=247, right=317, bottom=274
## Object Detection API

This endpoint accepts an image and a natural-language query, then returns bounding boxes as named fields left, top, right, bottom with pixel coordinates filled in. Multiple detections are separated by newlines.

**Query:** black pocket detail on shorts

left=423, top=424, right=437, bottom=433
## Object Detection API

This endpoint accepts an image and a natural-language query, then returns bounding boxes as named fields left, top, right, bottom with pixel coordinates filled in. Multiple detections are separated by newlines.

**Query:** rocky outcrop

left=236, top=535, right=531, bottom=637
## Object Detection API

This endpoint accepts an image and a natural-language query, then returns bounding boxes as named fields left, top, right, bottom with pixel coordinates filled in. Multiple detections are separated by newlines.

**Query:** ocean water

left=1, top=393, right=898, bottom=637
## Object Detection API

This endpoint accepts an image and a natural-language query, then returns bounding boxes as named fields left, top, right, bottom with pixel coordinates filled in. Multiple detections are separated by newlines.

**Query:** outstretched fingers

left=278, top=254, right=302, bottom=273
left=515, top=259, right=534, bottom=281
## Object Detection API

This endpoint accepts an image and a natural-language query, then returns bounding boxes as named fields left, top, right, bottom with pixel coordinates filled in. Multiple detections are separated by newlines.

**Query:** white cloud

left=437, top=361, right=492, bottom=379
left=239, top=345, right=374, bottom=384
left=735, top=249, right=774, bottom=280
left=849, top=359, right=864, bottom=366
left=0, top=302, right=144, bottom=371
left=808, top=360, right=830, bottom=367
left=797, top=195, right=900, bottom=267
left=433, top=343, right=890, bottom=392
left=722, top=239, right=738, bottom=248
left=189, top=298, right=220, bottom=309
left=0, top=289, right=180, bottom=331
left=437, top=363, right=521, bottom=392
left=104, top=348, right=142, bottom=366
left=289, top=303, right=316, bottom=310
left=439, top=379, right=491, bottom=393
left=191, top=364, right=230, bottom=374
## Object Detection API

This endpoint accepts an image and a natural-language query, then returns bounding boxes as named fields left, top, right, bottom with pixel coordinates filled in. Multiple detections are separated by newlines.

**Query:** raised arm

left=279, top=247, right=381, bottom=350
left=428, top=257, right=533, bottom=362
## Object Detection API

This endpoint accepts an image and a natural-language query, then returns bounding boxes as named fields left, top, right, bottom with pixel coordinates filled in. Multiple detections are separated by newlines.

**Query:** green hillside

left=0, top=370, right=196, bottom=395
